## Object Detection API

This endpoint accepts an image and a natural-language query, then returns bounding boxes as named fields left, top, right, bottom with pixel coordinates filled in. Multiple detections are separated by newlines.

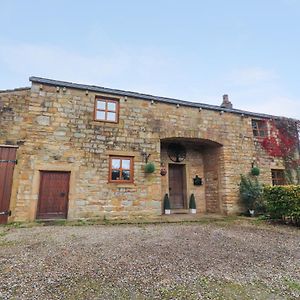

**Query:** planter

left=189, top=193, right=196, bottom=212
left=249, top=209, right=255, bottom=217
left=164, top=209, right=171, bottom=215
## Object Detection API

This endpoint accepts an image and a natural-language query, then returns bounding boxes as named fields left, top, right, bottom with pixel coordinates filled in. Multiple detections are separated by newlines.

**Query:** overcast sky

left=0, top=0, right=299, bottom=119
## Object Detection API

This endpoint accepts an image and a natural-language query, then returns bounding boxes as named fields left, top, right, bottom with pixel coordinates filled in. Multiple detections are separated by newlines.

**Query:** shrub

left=144, top=162, right=155, bottom=173
left=163, top=194, right=171, bottom=210
left=189, top=194, right=196, bottom=209
left=239, top=175, right=263, bottom=212
left=264, top=185, right=300, bottom=225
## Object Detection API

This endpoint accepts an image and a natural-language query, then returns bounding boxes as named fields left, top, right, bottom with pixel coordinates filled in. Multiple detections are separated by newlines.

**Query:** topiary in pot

left=251, top=167, right=260, bottom=176
left=163, top=193, right=171, bottom=215
left=189, top=193, right=196, bottom=214
left=144, top=162, right=155, bottom=173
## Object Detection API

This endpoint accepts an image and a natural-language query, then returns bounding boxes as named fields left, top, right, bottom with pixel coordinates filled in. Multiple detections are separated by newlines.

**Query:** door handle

left=60, top=192, right=66, bottom=197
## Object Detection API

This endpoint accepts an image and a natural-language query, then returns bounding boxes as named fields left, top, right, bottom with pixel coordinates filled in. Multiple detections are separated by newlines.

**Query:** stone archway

left=160, top=137, right=223, bottom=214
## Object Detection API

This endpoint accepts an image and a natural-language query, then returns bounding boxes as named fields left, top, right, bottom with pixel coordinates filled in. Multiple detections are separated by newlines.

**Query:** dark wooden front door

left=37, top=171, right=70, bottom=219
left=0, top=147, right=17, bottom=224
left=168, top=164, right=185, bottom=209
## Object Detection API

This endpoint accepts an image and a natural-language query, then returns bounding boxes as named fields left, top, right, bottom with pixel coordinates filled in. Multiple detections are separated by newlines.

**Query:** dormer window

left=252, top=119, right=268, bottom=137
left=94, top=98, right=119, bottom=123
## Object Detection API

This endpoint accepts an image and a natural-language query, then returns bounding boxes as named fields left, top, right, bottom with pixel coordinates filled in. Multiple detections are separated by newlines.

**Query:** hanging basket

left=251, top=167, right=260, bottom=176
left=144, top=162, right=155, bottom=173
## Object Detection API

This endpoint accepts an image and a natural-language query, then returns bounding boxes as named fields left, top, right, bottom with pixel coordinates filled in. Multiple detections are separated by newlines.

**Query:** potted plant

left=239, top=175, right=263, bottom=217
left=163, top=193, right=171, bottom=215
left=189, top=193, right=197, bottom=214
left=144, top=162, right=155, bottom=173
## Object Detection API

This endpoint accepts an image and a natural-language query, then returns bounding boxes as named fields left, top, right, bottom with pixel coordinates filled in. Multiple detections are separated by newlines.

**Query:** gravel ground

left=0, top=219, right=299, bottom=300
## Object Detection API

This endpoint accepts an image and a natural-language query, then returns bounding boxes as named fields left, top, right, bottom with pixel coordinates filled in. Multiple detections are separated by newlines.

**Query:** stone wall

left=0, top=82, right=286, bottom=221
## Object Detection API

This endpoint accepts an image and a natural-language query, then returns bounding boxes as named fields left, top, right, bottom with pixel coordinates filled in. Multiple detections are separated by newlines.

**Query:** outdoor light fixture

left=141, top=149, right=151, bottom=163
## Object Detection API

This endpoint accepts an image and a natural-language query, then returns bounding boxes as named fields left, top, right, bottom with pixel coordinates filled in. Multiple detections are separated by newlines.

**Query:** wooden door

left=37, top=171, right=70, bottom=219
left=0, top=147, right=17, bottom=224
left=168, top=164, right=185, bottom=209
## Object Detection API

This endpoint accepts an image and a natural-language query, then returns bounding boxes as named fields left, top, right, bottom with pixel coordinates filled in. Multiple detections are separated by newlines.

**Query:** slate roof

left=29, top=76, right=293, bottom=120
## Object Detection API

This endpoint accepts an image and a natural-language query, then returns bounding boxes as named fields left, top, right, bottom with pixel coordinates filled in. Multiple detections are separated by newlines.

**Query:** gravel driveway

left=0, top=219, right=299, bottom=299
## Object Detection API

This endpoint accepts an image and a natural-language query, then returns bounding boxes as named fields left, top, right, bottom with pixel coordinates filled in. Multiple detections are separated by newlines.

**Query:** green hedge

left=264, top=185, right=300, bottom=225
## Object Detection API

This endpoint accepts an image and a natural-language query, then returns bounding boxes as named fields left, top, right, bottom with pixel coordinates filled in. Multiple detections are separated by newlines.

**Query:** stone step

left=171, top=209, right=190, bottom=214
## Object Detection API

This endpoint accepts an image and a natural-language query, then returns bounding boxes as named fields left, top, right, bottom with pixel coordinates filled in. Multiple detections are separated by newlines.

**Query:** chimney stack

left=220, top=94, right=233, bottom=109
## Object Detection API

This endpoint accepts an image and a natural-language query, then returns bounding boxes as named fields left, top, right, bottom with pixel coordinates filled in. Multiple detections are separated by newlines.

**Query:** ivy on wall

left=258, top=119, right=300, bottom=184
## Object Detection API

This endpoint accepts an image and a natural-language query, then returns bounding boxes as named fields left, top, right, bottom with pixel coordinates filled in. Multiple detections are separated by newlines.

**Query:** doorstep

left=170, top=209, right=190, bottom=214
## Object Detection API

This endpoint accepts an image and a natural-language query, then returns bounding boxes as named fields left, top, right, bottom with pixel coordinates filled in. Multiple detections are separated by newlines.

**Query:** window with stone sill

left=252, top=119, right=268, bottom=138
left=109, top=156, right=134, bottom=183
left=94, top=98, right=119, bottom=123
left=271, top=169, right=285, bottom=186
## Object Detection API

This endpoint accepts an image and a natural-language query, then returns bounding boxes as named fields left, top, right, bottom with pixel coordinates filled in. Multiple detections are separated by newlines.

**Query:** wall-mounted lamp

left=141, top=149, right=151, bottom=163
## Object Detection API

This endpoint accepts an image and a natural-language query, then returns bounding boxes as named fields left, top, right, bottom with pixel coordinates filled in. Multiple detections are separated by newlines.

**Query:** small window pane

left=112, top=159, right=120, bottom=169
left=107, top=112, right=116, bottom=121
left=107, top=102, right=116, bottom=111
left=112, top=170, right=120, bottom=180
left=96, top=111, right=105, bottom=120
left=122, top=170, right=130, bottom=180
left=122, top=159, right=131, bottom=169
left=97, top=100, right=106, bottom=110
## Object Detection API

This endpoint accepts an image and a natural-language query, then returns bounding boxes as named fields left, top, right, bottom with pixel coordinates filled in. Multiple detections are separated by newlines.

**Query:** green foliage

left=264, top=185, right=300, bottom=225
left=239, top=175, right=263, bottom=211
left=144, top=162, right=155, bottom=173
left=163, top=193, right=171, bottom=210
left=251, top=167, right=260, bottom=176
left=189, top=193, right=196, bottom=209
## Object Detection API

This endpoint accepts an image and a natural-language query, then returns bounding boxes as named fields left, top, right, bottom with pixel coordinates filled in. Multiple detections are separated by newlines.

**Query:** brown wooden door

left=37, top=171, right=70, bottom=219
left=168, top=164, right=185, bottom=209
left=0, top=147, right=17, bottom=224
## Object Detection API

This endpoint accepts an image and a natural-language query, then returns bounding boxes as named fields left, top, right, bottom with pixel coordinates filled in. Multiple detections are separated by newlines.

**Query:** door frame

left=31, top=163, right=79, bottom=221
left=168, top=163, right=187, bottom=209
left=36, top=170, right=71, bottom=220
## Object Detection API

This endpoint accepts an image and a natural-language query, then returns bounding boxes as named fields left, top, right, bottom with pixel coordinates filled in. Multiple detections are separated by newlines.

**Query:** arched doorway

left=160, top=138, right=223, bottom=213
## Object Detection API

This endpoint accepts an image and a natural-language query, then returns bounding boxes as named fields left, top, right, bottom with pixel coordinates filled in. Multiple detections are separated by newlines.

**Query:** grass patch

left=284, top=278, right=300, bottom=292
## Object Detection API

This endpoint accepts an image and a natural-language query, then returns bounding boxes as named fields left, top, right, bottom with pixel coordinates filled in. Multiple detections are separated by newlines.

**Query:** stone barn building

left=0, top=77, right=298, bottom=223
